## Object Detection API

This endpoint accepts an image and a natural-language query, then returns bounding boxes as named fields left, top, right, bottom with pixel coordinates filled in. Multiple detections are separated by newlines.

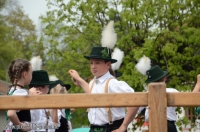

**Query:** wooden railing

left=0, top=83, right=199, bottom=132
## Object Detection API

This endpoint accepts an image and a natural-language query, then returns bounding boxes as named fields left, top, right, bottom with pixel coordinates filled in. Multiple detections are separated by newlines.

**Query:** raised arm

left=68, top=69, right=90, bottom=93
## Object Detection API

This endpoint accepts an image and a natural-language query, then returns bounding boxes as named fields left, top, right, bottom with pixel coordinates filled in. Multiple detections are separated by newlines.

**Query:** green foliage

left=0, top=1, right=39, bottom=82
left=40, top=0, right=200, bottom=128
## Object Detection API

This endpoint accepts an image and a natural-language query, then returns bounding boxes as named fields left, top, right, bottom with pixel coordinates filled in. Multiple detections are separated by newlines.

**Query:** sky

left=17, top=0, right=48, bottom=26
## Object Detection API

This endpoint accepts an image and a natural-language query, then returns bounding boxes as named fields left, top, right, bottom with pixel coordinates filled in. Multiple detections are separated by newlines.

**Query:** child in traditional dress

left=68, top=21, right=138, bottom=132
left=7, top=58, right=33, bottom=132
left=49, top=75, right=74, bottom=132
left=28, top=56, right=57, bottom=132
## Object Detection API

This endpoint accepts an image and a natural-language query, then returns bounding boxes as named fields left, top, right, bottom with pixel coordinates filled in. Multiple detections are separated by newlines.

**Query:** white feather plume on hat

left=101, top=21, right=117, bottom=49
left=111, top=48, right=124, bottom=71
left=135, top=55, right=151, bottom=75
left=30, top=56, right=42, bottom=71
left=49, top=75, right=58, bottom=81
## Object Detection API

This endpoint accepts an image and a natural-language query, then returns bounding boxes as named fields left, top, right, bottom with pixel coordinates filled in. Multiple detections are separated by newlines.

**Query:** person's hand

left=53, top=84, right=65, bottom=94
left=112, top=128, right=125, bottom=132
left=28, top=88, right=42, bottom=95
left=112, top=125, right=127, bottom=132
left=68, top=69, right=81, bottom=80
left=68, top=70, right=81, bottom=86
left=20, top=122, right=31, bottom=132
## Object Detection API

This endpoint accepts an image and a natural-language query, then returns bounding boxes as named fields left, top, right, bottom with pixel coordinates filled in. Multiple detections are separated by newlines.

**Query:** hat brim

left=84, top=56, right=117, bottom=63
left=63, top=84, right=71, bottom=91
left=49, top=82, right=71, bottom=91
left=30, top=81, right=54, bottom=86
left=145, top=71, right=168, bottom=83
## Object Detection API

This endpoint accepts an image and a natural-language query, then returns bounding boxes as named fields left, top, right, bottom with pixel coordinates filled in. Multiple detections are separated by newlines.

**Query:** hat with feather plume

left=111, top=48, right=124, bottom=77
left=84, top=21, right=117, bottom=63
left=135, top=55, right=168, bottom=83
left=29, top=56, right=53, bottom=86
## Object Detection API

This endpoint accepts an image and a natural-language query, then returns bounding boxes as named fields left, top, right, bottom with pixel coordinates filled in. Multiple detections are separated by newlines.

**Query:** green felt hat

left=145, top=65, right=168, bottom=83
left=49, top=80, right=71, bottom=90
left=84, top=47, right=117, bottom=63
left=30, top=70, right=53, bottom=85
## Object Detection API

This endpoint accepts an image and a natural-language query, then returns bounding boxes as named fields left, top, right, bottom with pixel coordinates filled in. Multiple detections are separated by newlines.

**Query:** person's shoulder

left=13, top=88, right=28, bottom=95
left=166, top=88, right=179, bottom=92
left=109, top=79, right=134, bottom=92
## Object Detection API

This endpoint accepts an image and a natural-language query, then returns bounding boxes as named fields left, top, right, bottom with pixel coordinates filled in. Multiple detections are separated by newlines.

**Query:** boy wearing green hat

left=28, top=70, right=58, bottom=132
left=68, top=46, right=139, bottom=132
left=144, top=65, right=178, bottom=132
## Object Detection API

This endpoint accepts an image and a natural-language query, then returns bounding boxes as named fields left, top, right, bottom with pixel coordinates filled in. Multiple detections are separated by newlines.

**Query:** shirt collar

left=94, top=71, right=112, bottom=84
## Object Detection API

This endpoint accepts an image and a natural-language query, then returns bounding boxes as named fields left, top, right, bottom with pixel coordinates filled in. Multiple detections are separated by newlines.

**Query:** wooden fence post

left=148, top=83, right=167, bottom=132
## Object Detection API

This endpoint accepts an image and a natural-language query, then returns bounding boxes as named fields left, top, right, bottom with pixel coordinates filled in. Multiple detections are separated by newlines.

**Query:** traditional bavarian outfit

left=88, top=71, right=134, bottom=132
left=83, top=21, right=134, bottom=132
left=29, top=70, right=56, bottom=132
left=144, top=65, right=178, bottom=132
left=5, top=85, right=31, bottom=132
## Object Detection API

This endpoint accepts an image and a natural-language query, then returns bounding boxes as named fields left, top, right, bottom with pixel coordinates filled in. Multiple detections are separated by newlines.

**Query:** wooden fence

left=0, top=83, right=199, bottom=132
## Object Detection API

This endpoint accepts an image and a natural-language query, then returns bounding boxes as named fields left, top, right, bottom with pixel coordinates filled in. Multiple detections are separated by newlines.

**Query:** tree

left=0, top=0, right=40, bottom=82
left=40, top=0, right=200, bottom=128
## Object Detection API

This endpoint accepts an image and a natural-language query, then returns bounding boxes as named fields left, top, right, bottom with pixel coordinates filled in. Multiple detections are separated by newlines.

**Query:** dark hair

left=8, top=59, right=31, bottom=88
left=109, top=68, right=115, bottom=77
left=154, top=76, right=166, bottom=82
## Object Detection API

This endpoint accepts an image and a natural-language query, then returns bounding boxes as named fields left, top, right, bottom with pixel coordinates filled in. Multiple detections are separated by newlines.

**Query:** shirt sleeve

left=108, top=79, right=134, bottom=93
left=13, top=89, right=28, bottom=95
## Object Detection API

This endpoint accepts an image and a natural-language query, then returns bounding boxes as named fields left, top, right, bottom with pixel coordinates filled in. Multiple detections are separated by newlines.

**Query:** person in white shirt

left=28, top=70, right=58, bottom=132
left=68, top=46, right=139, bottom=132
left=138, top=65, right=178, bottom=132
left=6, top=59, right=33, bottom=132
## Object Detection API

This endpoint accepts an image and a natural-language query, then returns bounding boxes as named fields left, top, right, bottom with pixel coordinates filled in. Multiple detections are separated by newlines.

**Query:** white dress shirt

left=30, top=109, right=56, bottom=132
left=137, top=88, right=178, bottom=122
left=88, top=71, right=134, bottom=125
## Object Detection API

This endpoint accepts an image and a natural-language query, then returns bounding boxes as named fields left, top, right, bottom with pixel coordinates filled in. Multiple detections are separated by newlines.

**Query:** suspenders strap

left=87, top=78, right=114, bottom=124
left=105, top=78, right=113, bottom=124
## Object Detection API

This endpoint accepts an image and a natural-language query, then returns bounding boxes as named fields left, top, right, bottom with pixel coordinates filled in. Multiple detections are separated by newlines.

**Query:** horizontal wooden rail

left=0, top=93, right=148, bottom=110
left=167, top=92, right=200, bottom=106
left=1, top=92, right=200, bottom=110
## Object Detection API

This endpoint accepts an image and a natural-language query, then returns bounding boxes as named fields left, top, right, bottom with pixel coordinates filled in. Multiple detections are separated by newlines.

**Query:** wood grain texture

left=167, top=92, right=200, bottom=106
left=148, top=83, right=167, bottom=132
left=0, top=93, right=148, bottom=110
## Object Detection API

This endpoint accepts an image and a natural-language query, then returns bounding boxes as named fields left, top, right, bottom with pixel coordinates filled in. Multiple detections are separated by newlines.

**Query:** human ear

left=106, top=61, right=111, bottom=67
left=22, top=71, right=27, bottom=78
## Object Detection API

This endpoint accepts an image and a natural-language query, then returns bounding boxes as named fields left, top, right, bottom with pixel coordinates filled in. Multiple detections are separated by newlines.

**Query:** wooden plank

left=148, top=83, right=167, bottom=132
left=0, top=93, right=148, bottom=110
left=167, top=92, right=200, bottom=106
